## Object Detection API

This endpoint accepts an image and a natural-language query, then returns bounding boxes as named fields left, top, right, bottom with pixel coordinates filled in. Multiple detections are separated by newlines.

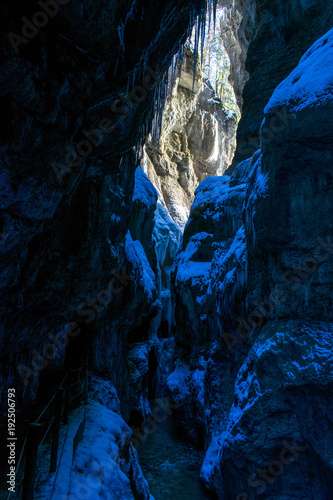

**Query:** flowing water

left=138, top=401, right=214, bottom=500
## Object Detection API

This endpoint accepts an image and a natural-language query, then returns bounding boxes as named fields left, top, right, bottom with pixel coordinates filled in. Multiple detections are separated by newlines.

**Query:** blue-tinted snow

left=175, top=232, right=214, bottom=284
left=265, top=28, right=333, bottom=114
left=133, top=166, right=158, bottom=208
left=37, top=377, right=154, bottom=500
left=125, top=230, right=156, bottom=300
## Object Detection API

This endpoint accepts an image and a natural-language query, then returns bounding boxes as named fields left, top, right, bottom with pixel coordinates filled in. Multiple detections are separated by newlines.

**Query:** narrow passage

left=138, top=401, right=213, bottom=500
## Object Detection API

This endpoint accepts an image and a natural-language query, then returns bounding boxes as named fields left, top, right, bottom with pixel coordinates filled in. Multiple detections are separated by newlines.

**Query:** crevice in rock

left=2, top=0, right=333, bottom=499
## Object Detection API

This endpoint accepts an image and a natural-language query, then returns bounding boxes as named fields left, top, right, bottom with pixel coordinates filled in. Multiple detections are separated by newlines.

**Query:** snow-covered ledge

left=37, top=376, right=154, bottom=500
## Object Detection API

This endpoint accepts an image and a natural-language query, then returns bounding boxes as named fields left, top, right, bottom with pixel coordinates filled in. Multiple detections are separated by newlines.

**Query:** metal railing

left=7, top=365, right=88, bottom=500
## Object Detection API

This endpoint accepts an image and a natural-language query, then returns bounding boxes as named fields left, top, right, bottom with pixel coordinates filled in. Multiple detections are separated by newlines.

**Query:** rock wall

left=141, top=0, right=258, bottom=228
left=215, top=0, right=256, bottom=108
left=0, top=0, right=205, bottom=419
left=2, top=1, right=333, bottom=498
left=169, top=26, right=333, bottom=500
left=167, top=154, right=253, bottom=445
left=233, top=0, right=333, bottom=164
left=145, top=47, right=238, bottom=227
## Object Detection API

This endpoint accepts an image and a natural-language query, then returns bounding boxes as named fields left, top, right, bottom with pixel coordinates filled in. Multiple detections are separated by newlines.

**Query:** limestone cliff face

left=215, top=0, right=256, bottom=108
left=145, top=47, right=238, bottom=227
left=169, top=27, right=333, bottom=499
left=142, top=0, right=257, bottom=228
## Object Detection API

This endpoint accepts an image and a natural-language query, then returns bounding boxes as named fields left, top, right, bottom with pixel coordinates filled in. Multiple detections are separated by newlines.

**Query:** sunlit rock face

left=169, top=27, right=333, bottom=499
left=144, top=47, right=238, bottom=228
left=216, top=0, right=256, bottom=108
left=143, top=0, right=258, bottom=229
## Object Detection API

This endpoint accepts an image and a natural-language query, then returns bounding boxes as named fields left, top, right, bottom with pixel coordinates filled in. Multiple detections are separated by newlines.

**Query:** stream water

left=138, top=400, right=214, bottom=500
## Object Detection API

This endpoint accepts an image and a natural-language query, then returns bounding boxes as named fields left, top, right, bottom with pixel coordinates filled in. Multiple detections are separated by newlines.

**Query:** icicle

left=213, top=0, right=218, bottom=28
left=147, top=0, right=220, bottom=141
left=143, top=50, right=148, bottom=73
left=117, top=21, right=125, bottom=53
left=117, top=0, right=139, bottom=54
left=151, top=71, right=169, bottom=141
left=208, top=0, right=212, bottom=31
left=200, top=6, right=206, bottom=68
left=170, top=54, right=177, bottom=91
left=132, top=65, right=138, bottom=87
left=135, top=137, right=144, bottom=164
left=190, top=0, right=218, bottom=89
left=193, top=17, right=200, bottom=90
left=177, top=44, right=184, bottom=77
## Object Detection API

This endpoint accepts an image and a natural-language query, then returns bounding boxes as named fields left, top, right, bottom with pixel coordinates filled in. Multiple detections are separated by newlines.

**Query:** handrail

left=49, top=419, right=70, bottom=500
left=13, top=366, right=88, bottom=500
left=39, top=417, right=55, bottom=448
left=34, top=393, right=57, bottom=424
left=70, top=377, right=85, bottom=388
left=34, top=372, right=68, bottom=424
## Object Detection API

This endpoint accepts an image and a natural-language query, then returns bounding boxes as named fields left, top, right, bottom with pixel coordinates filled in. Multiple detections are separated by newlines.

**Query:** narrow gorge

left=1, top=1, right=333, bottom=499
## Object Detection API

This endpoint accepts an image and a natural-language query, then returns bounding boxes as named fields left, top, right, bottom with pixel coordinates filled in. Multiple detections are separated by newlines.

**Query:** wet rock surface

left=138, top=401, right=213, bottom=500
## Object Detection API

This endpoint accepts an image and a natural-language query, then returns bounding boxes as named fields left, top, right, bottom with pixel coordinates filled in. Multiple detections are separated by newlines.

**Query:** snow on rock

left=200, top=434, right=224, bottom=486
left=126, top=443, right=152, bottom=500
left=153, top=202, right=182, bottom=294
left=166, top=358, right=208, bottom=446
left=154, top=337, right=176, bottom=397
left=172, top=157, right=252, bottom=350
left=127, top=342, right=152, bottom=420
left=192, top=176, right=234, bottom=208
left=190, top=364, right=206, bottom=408
left=177, top=260, right=212, bottom=283
left=265, top=28, right=333, bottom=114
left=88, top=374, right=121, bottom=413
left=37, top=378, right=154, bottom=500
left=69, top=402, right=134, bottom=500
left=154, top=203, right=181, bottom=267
left=186, top=261, right=212, bottom=280
left=168, top=20, right=333, bottom=500
left=132, top=166, right=158, bottom=208
left=189, top=176, right=243, bottom=226
left=166, top=361, right=192, bottom=405
left=175, top=232, right=213, bottom=285
left=145, top=201, right=182, bottom=338
left=243, top=150, right=268, bottom=249
left=202, top=319, right=333, bottom=498
left=209, top=225, right=247, bottom=322
left=35, top=407, right=86, bottom=500
left=127, top=343, right=149, bottom=383
left=125, top=231, right=157, bottom=301
left=130, top=174, right=181, bottom=340
left=168, top=158, right=253, bottom=445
